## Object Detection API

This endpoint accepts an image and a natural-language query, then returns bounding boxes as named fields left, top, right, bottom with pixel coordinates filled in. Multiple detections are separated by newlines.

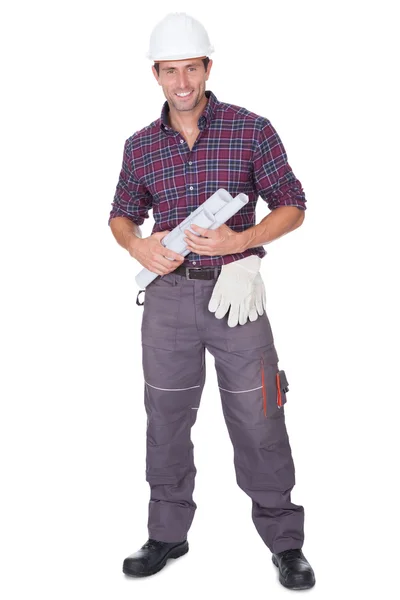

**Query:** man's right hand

left=128, top=231, right=185, bottom=275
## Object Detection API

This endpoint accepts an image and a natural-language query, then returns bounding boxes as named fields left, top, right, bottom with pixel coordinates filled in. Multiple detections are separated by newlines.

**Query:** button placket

left=186, top=154, right=195, bottom=193
left=181, top=140, right=198, bottom=196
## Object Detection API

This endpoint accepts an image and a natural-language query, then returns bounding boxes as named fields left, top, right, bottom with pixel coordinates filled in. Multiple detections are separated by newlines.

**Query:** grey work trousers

left=139, top=270, right=304, bottom=554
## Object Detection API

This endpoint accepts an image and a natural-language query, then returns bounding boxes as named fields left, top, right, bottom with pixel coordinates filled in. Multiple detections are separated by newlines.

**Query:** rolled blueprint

left=135, top=188, right=249, bottom=288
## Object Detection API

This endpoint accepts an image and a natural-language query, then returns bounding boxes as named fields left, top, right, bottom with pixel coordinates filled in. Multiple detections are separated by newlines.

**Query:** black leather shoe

left=123, top=538, right=189, bottom=577
left=272, top=548, right=316, bottom=590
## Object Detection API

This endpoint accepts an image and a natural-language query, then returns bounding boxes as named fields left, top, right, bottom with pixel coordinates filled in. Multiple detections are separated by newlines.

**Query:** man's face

left=152, top=57, right=212, bottom=113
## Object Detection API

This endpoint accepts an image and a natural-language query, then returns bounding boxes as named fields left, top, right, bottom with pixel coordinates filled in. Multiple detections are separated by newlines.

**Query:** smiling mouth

left=175, top=90, right=194, bottom=99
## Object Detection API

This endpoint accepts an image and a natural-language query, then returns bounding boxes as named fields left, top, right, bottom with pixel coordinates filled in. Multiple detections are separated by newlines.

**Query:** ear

left=206, top=59, right=213, bottom=81
left=151, top=65, right=160, bottom=85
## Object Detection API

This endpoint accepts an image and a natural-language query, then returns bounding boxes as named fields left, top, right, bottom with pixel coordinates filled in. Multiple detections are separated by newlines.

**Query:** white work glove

left=208, top=256, right=266, bottom=327
left=248, top=272, right=267, bottom=322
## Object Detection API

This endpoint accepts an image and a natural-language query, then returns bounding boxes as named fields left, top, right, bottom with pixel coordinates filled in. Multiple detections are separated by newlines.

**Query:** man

left=108, top=12, right=316, bottom=590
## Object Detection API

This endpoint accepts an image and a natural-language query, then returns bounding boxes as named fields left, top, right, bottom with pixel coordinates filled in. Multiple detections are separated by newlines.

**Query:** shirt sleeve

left=253, top=120, right=307, bottom=211
left=108, top=138, right=153, bottom=226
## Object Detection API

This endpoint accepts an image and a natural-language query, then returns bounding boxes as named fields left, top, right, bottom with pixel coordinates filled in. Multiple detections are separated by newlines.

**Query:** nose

left=177, top=70, right=190, bottom=89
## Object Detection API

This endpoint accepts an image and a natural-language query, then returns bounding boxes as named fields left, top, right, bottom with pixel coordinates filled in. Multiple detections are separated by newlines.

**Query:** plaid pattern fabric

left=109, top=90, right=306, bottom=267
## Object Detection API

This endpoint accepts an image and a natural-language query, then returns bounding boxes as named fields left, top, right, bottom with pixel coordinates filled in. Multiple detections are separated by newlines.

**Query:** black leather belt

left=174, top=265, right=222, bottom=280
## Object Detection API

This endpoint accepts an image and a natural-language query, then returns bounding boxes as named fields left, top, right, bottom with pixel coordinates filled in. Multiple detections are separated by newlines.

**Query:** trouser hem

left=148, top=529, right=188, bottom=544
left=271, top=540, right=304, bottom=554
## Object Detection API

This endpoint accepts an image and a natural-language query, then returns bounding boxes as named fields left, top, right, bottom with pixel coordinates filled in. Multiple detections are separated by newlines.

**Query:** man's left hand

left=184, top=223, right=245, bottom=256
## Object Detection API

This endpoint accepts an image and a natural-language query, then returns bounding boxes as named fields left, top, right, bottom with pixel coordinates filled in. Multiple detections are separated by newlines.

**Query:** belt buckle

left=186, top=267, right=202, bottom=280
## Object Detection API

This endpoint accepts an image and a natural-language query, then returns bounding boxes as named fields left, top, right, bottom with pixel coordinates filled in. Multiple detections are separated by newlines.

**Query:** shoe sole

left=123, top=542, right=189, bottom=577
left=271, top=554, right=316, bottom=590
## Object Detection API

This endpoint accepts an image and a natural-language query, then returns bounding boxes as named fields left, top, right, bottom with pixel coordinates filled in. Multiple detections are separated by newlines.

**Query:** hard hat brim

left=146, top=48, right=214, bottom=61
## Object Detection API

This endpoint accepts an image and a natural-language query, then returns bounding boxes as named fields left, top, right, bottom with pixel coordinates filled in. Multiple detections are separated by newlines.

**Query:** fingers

left=238, top=302, right=247, bottom=326
left=186, top=224, right=212, bottom=238
left=248, top=306, right=258, bottom=321
left=184, top=233, right=211, bottom=247
left=255, top=292, right=264, bottom=316
left=239, top=296, right=252, bottom=326
left=162, top=248, right=185, bottom=262
left=228, top=301, right=240, bottom=327
left=208, top=293, right=222, bottom=313
left=142, top=232, right=185, bottom=274
left=158, top=247, right=184, bottom=263
left=215, top=298, right=230, bottom=319
left=152, top=232, right=185, bottom=262
left=148, top=253, right=184, bottom=275
left=184, top=226, right=216, bottom=251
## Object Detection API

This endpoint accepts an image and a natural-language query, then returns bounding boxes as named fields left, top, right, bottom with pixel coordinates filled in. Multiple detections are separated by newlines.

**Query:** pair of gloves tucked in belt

left=208, top=256, right=266, bottom=327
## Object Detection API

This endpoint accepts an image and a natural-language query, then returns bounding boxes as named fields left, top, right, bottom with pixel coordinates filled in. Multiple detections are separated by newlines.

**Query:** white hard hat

left=146, top=12, right=214, bottom=62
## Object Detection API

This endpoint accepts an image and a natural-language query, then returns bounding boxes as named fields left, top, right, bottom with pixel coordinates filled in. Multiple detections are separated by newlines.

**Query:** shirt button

left=180, top=139, right=184, bottom=144
left=192, top=261, right=197, bottom=265
left=189, top=186, right=194, bottom=190
left=188, top=161, right=192, bottom=165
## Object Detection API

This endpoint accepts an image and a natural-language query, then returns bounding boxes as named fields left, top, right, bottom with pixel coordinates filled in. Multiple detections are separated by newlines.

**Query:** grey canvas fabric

left=140, top=271, right=304, bottom=554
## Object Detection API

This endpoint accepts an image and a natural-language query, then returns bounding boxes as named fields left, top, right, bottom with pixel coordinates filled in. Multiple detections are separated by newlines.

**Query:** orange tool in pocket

left=276, top=372, right=282, bottom=407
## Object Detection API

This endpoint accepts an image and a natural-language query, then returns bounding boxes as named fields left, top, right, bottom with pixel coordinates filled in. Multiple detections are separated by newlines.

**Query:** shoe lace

left=280, top=549, right=302, bottom=562
left=143, top=539, right=163, bottom=550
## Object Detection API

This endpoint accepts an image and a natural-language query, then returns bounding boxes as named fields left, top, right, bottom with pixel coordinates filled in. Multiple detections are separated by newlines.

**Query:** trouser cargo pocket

left=260, top=347, right=289, bottom=418
left=276, top=369, right=289, bottom=408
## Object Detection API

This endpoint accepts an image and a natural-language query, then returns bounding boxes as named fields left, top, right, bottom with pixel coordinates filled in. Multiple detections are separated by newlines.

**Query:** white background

left=1, top=0, right=399, bottom=598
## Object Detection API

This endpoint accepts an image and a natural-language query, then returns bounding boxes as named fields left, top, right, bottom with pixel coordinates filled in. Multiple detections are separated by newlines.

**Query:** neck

left=168, top=93, right=208, bottom=134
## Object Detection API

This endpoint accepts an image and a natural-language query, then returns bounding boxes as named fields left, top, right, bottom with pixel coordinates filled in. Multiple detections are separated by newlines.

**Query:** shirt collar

left=160, top=90, right=218, bottom=135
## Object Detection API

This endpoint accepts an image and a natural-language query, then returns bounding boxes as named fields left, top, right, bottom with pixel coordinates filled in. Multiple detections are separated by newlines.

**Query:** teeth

left=176, top=91, right=192, bottom=97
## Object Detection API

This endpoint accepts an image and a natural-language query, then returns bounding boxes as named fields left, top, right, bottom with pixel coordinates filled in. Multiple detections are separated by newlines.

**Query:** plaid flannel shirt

left=109, top=90, right=306, bottom=267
